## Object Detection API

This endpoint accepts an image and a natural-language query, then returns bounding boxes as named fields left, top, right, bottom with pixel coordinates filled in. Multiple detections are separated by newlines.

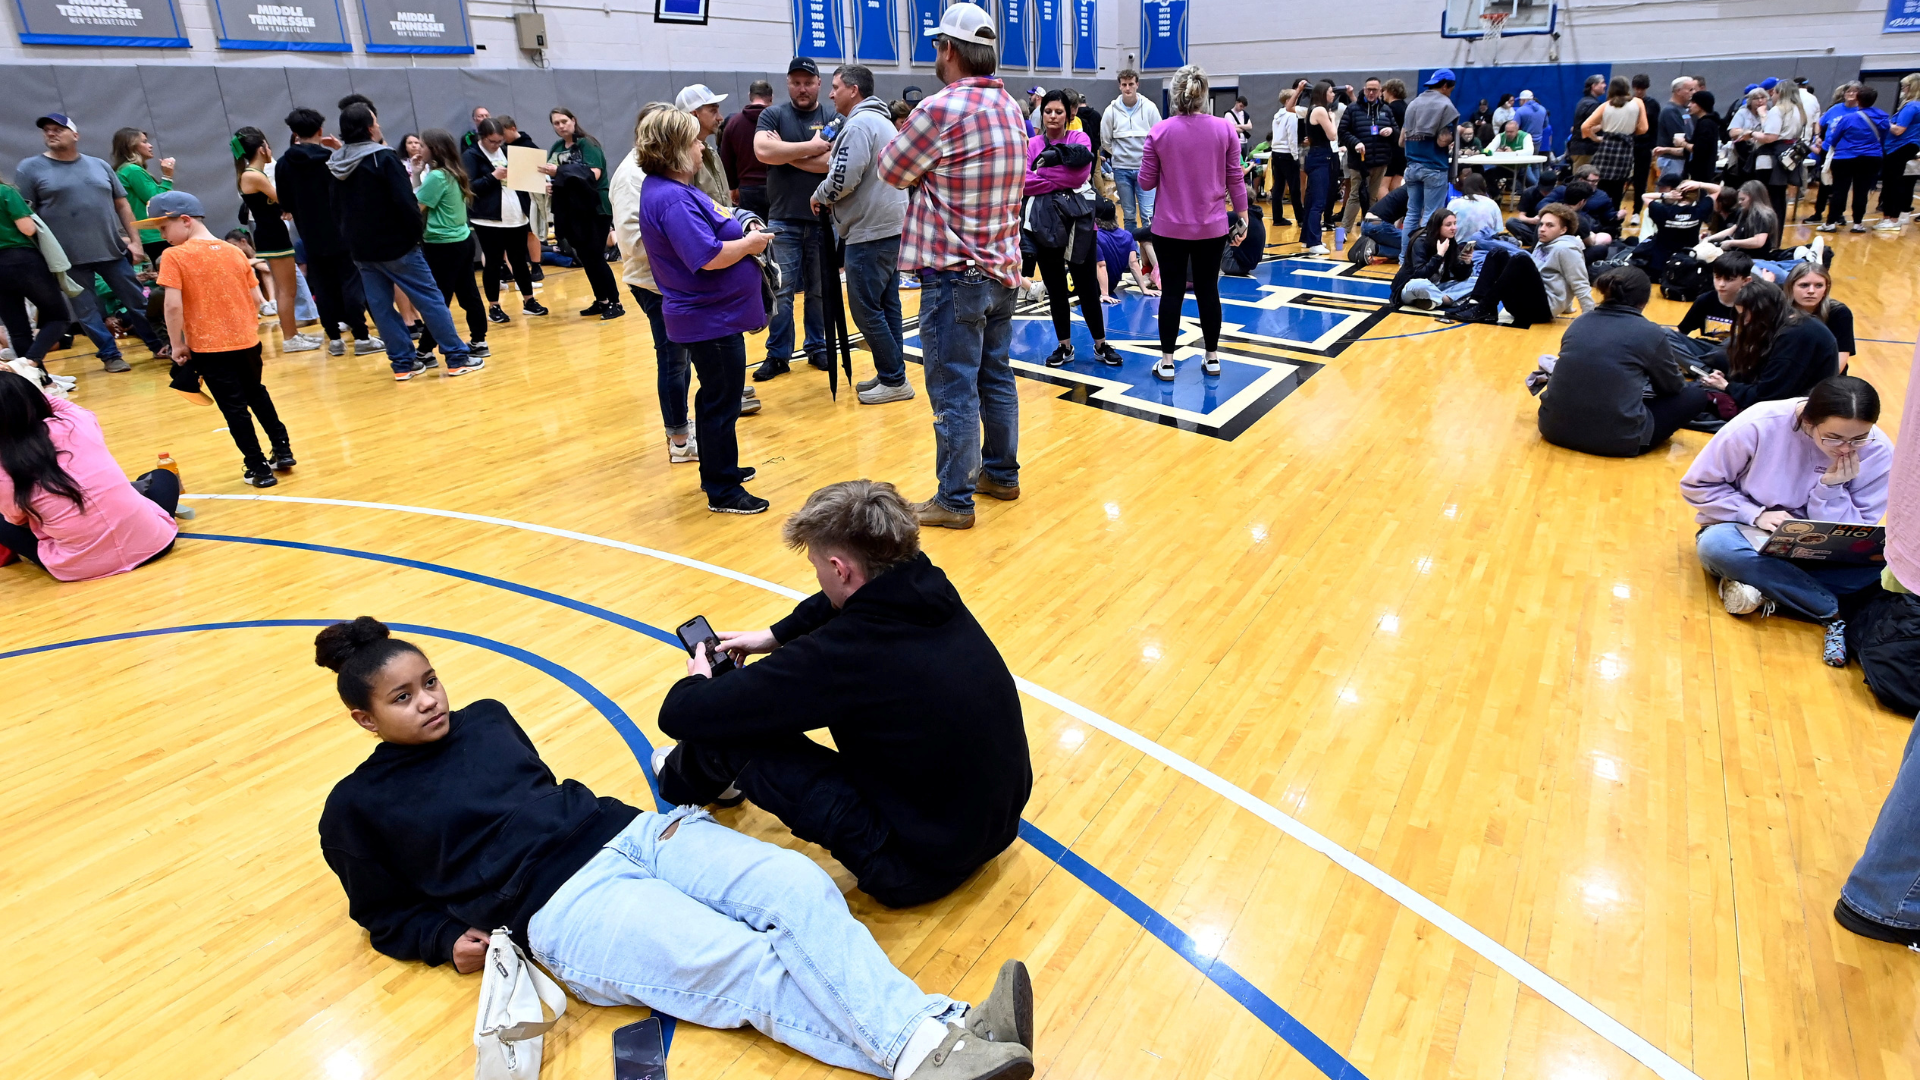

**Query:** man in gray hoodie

left=812, top=64, right=912, bottom=405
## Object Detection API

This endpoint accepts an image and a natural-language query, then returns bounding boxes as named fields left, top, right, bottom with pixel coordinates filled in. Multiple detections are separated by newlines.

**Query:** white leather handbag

left=473, top=927, right=568, bottom=1080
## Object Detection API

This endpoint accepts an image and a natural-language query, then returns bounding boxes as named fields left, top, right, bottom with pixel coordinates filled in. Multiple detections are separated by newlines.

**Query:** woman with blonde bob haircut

left=635, top=105, right=775, bottom=515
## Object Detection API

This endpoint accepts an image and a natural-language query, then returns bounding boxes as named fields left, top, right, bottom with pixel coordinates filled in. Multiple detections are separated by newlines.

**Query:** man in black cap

left=752, top=57, right=832, bottom=381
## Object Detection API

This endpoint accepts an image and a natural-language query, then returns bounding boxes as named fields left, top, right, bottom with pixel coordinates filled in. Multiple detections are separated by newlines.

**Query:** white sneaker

left=259, top=300, right=277, bottom=317
left=1305, top=244, right=1331, bottom=255
left=1026, top=281, right=1047, bottom=302
left=668, top=436, right=698, bottom=463
left=1201, top=355, right=1221, bottom=376
left=1809, top=236, right=1827, bottom=264
left=858, top=380, right=915, bottom=404
left=649, top=743, right=674, bottom=778
left=1720, top=578, right=1773, bottom=616
left=1496, top=306, right=1515, bottom=325
left=355, top=336, right=386, bottom=355
left=1153, top=357, right=1177, bottom=381
left=1875, top=217, right=1904, bottom=231
left=282, top=333, right=324, bottom=352
left=327, top=338, right=345, bottom=356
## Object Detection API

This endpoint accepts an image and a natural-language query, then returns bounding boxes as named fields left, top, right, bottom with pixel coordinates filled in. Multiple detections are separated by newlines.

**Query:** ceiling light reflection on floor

left=325, top=1051, right=363, bottom=1080
left=1142, top=643, right=1163, bottom=662
left=1378, top=613, right=1399, bottom=633
left=1612, top=584, right=1632, bottom=599
left=1595, top=654, right=1624, bottom=680
left=1104, top=501, right=1121, bottom=521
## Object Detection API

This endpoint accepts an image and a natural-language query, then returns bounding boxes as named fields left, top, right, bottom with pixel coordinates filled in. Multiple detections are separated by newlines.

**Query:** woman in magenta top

left=0, top=372, right=179, bottom=582
left=1021, top=90, right=1122, bottom=369
left=1140, top=64, right=1250, bottom=382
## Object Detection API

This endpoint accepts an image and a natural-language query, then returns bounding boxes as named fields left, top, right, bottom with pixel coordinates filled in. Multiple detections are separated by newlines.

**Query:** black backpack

left=1846, top=592, right=1920, bottom=717
left=1661, top=252, right=1708, bottom=302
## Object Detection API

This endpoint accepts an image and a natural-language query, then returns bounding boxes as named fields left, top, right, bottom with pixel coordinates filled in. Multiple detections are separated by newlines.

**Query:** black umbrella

left=815, top=206, right=855, bottom=399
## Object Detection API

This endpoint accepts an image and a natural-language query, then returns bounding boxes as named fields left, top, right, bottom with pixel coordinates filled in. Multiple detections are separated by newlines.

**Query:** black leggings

left=1467, top=247, right=1554, bottom=328
left=1644, top=385, right=1715, bottom=450
left=1154, top=233, right=1227, bottom=353
left=0, top=468, right=178, bottom=572
left=1826, top=157, right=1881, bottom=224
left=1882, top=144, right=1920, bottom=217
left=0, top=246, right=70, bottom=361
left=416, top=238, right=488, bottom=351
left=559, top=213, right=618, bottom=304
left=475, top=223, right=535, bottom=303
left=1033, top=243, right=1103, bottom=343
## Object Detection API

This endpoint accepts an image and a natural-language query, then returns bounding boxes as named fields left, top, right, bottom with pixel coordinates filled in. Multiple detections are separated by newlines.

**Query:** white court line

left=184, top=491, right=1701, bottom=1080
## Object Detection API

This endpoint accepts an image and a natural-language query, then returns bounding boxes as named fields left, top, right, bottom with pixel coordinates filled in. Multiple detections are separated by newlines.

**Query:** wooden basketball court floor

left=3, top=217, right=1915, bottom=1080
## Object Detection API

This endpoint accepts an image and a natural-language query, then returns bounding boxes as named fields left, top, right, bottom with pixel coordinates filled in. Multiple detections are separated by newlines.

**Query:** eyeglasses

left=1817, top=433, right=1872, bottom=448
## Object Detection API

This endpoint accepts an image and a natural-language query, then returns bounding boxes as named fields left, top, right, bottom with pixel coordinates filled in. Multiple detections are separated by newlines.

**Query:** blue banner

left=13, top=0, right=188, bottom=46
left=999, top=0, right=1028, bottom=68
left=910, top=0, right=940, bottom=62
left=1033, top=0, right=1060, bottom=69
left=1888, top=0, right=1920, bottom=31
left=1071, top=0, right=1095, bottom=71
left=792, top=0, right=845, bottom=59
left=853, top=0, right=895, bottom=60
left=1139, top=0, right=1184, bottom=70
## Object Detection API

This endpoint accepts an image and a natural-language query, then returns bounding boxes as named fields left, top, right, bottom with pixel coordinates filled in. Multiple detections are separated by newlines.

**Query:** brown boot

left=914, top=499, right=975, bottom=530
left=904, top=1023, right=1032, bottom=1080
left=974, top=477, right=1020, bottom=501
left=964, top=959, right=1033, bottom=1051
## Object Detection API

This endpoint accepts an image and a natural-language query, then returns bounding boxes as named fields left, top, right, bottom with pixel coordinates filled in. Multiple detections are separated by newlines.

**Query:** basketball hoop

left=1478, top=11, right=1508, bottom=64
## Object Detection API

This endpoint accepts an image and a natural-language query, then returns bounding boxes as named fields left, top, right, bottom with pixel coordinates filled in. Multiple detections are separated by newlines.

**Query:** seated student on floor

left=1505, top=172, right=1565, bottom=246
left=1391, top=206, right=1473, bottom=309
left=1633, top=173, right=1715, bottom=275
left=1443, top=203, right=1593, bottom=327
left=1680, top=375, right=1890, bottom=667
left=1093, top=199, right=1160, bottom=298
left=1445, top=171, right=1502, bottom=243
left=1358, top=181, right=1411, bottom=262
left=1781, top=261, right=1854, bottom=373
left=654, top=481, right=1033, bottom=910
left=1220, top=202, right=1268, bottom=277
left=314, top=616, right=1037, bottom=1080
left=1687, top=179, right=1781, bottom=255
left=1694, top=279, right=1839, bottom=412
left=0, top=371, right=180, bottom=580
left=1566, top=164, right=1618, bottom=234
left=1537, top=266, right=1712, bottom=457
left=1665, top=252, right=1752, bottom=368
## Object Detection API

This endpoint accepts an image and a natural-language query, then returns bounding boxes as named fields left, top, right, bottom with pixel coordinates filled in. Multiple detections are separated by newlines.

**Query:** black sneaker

left=807, top=354, right=831, bottom=371
left=467, top=341, right=491, bottom=358
left=530, top=263, right=545, bottom=282
left=522, top=298, right=550, bottom=316
left=601, top=302, right=626, bottom=321
left=407, top=321, right=424, bottom=339
left=1044, top=343, right=1074, bottom=368
left=753, top=358, right=790, bottom=381
left=1834, top=898, right=1920, bottom=947
left=1093, top=342, right=1124, bottom=367
left=270, top=445, right=297, bottom=471
left=393, top=360, right=430, bottom=382
left=708, top=489, right=770, bottom=515
left=738, top=467, right=757, bottom=483
left=579, top=299, right=607, bottom=317
left=488, top=305, right=510, bottom=324
left=444, top=358, right=486, bottom=377
left=243, top=465, right=278, bottom=488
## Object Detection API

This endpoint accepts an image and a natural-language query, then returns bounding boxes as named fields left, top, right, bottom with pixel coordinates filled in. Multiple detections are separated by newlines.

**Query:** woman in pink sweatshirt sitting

left=1140, top=65, right=1249, bottom=382
left=1680, top=374, right=1892, bottom=666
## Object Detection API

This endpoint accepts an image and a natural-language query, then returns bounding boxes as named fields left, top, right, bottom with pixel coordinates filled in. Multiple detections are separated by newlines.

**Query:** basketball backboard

left=1441, top=0, right=1556, bottom=38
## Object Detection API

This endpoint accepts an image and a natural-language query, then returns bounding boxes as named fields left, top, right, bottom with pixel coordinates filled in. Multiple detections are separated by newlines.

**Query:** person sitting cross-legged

left=655, top=480, right=1033, bottom=909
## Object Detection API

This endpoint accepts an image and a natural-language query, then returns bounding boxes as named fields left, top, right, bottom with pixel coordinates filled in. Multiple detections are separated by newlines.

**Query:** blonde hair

left=633, top=107, right=699, bottom=177
left=1279, top=88, right=1297, bottom=107
left=1902, top=73, right=1920, bottom=106
left=782, top=480, right=922, bottom=576
left=1170, top=65, right=1209, bottom=116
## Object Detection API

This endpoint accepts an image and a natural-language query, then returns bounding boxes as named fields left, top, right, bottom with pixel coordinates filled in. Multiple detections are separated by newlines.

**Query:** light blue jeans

left=1695, top=521, right=1883, bottom=623
left=1112, top=168, right=1155, bottom=229
left=529, top=809, right=962, bottom=1077
left=1843, top=716, right=1920, bottom=930
left=1401, top=161, right=1451, bottom=264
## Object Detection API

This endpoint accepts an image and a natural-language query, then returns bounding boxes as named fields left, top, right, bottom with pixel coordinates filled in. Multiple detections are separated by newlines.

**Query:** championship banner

left=999, top=0, right=1028, bottom=69
left=1032, top=0, right=1060, bottom=69
left=214, top=0, right=350, bottom=50
left=359, top=0, right=471, bottom=52
left=1139, top=0, right=1185, bottom=70
left=1887, top=0, right=1920, bottom=32
left=852, top=0, right=896, bottom=62
left=792, top=0, right=845, bottom=60
left=1071, top=0, right=1095, bottom=72
left=909, top=0, right=939, bottom=63
left=12, top=0, right=188, bottom=47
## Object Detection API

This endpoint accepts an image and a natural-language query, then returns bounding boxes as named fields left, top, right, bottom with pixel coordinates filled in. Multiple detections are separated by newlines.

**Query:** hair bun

left=314, top=616, right=392, bottom=672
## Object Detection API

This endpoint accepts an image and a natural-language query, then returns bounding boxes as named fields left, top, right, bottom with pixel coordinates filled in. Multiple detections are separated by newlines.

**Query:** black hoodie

left=658, top=553, right=1031, bottom=873
left=319, top=699, right=639, bottom=965
left=327, top=140, right=424, bottom=263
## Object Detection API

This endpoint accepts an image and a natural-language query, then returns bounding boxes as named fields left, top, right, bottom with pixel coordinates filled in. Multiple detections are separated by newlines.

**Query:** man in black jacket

left=326, top=102, right=477, bottom=380
left=1339, top=78, right=1397, bottom=233
left=280, top=107, right=382, bottom=358
left=656, top=480, right=1032, bottom=908
left=1567, top=75, right=1605, bottom=166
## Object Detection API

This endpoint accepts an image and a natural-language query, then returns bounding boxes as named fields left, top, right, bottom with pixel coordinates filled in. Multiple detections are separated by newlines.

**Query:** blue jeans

left=1695, top=521, right=1884, bottom=622
left=1752, top=259, right=1805, bottom=285
left=1843, top=717, right=1920, bottom=930
left=71, top=256, right=164, bottom=355
left=1360, top=218, right=1404, bottom=260
left=767, top=219, right=826, bottom=364
left=1402, top=161, right=1451, bottom=263
left=529, top=809, right=962, bottom=1078
left=686, top=332, right=749, bottom=498
left=1113, top=167, right=1155, bottom=229
left=1301, top=147, right=1337, bottom=248
left=917, top=268, right=1018, bottom=514
left=843, top=236, right=905, bottom=386
left=356, top=247, right=469, bottom=371
left=631, top=285, right=691, bottom=437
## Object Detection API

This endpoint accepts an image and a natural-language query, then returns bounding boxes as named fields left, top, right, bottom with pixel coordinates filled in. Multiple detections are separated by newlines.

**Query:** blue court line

left=57, top=534, right=1371, bottom=1080
left=1356, top=322, right=1471, bottom=342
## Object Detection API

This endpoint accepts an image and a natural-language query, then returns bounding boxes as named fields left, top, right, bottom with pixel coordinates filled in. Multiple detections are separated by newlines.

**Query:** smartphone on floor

left=614, top=1016, right=667, bottom=1080
left=674, top=615, right=736, bottom=676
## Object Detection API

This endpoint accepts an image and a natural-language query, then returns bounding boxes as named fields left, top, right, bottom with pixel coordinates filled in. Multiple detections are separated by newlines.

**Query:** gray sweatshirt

left=1534, top=233, right=1594, bottom=316
left=814, top=96, right=907, bottom=245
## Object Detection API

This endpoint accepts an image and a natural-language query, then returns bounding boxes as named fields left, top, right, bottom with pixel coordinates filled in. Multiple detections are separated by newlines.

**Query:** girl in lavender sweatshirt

left=1680, top=375, right=1892, bottom=666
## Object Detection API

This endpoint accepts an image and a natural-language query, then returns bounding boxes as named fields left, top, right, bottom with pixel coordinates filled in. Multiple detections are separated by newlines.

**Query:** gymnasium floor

left=3, top=215, right=1914, bottom=1080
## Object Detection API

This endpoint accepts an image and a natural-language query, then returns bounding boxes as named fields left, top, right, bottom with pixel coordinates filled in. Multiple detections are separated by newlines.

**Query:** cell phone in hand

left=1688, top=364, right=1712, bottom=378
left=614, top=1016, right=667, bottom=1080
left=674, top=615, right=737, bottom=676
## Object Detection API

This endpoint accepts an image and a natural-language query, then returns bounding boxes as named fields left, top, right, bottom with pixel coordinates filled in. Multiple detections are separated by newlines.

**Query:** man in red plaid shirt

left=878, top=1, right=1027, bottom=531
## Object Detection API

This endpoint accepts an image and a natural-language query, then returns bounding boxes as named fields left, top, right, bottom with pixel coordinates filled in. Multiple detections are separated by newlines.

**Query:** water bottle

left=821, top=117, right=843, bottom=142
left=156, top=452, right=178, bottom=475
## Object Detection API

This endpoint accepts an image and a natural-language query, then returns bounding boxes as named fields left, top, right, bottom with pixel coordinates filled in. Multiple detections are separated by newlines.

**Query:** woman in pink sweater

left=1023, top=90, right=1122, bottom=368
left=1140, top=65, right=1249, bottom=382
left=0, top=372, right=179, bottom=581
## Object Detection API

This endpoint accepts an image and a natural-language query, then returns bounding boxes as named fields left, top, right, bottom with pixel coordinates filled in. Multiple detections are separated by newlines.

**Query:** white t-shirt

left=469, top=145, right=528, bottom=229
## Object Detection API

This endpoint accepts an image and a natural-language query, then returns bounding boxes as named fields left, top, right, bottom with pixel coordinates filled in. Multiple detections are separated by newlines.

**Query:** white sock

left=893, top=1015, right=961, bottom=1079
left=1160, top=353, right=1175, bottom=366
left=1205, top=350, right=1219, bottom=362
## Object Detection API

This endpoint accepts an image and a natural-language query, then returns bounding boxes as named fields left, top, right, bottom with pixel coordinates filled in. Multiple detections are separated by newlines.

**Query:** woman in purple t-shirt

left=636, top=108, right=773, bottom=516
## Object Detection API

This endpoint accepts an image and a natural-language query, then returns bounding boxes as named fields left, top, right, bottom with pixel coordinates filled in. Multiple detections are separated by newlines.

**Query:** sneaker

left=1305, top=244, right=1331, bottom=255
left=1153, top=357, right=1176, bottom=381
left=407, top=321, right=425, bottom=339
left=242, top=465, right=278, bottom=488
left=529, top=264, right=545, bottom=282
left=859, top=380, right=915, bottom=404
left=283, top=333, right=325, bottom=353
left=900, top=273, right=921, bottom=290
left=1875, top=217, right=1904, bottom=231
left=857, top=375, right=882, bottom=393
left=1025, top=280, right=1047, bottom=303
left=1043, top=343, right=1074, bottom=368
left=355, top=336, right=386, bottom=355
left=270, top=445, right=297, bottom=471
left=259, top=300, right=277, bottom=317
left=101, top=355, right=131, bottom=373
left=1851, top=222, right=1869, bottom=233
left=1833, top=897, right=1920, bottom=948
left=668, top=437, right=698, bottom=463
left=753, top=358, right=790, bottom=381
left=739, top=392, right=763, bottom=416
left=522, top=298, right=549, bottom=316
left=601, top=302, right=626, bottom=321
left=467, top=341, right=491, bottom=358
left=1816, top=222, right=1839, bottom=232
left=902, top=1024, right=1032, bottom=1080
left=708, top=489, right=771, bottom=515
left=738, top=467, right=756, bottom=483
left=914, top=499, right=975, bottom=530
left=393, top=360, right=430, bottom=382
left=1496, top=306, right=1515, bottom=325
left=975, top=477, right=1020, bottom=501
left=444, top=358, right=486, bottom=377
left=1092, top=341, right=1124, bottom=367
left=327, top=338, right=345, bottom=356
left=1719, top=578, right=1772, bottom=616
left=807, top=353, right=831, bottom=371
left=1824, top=620, right=1849, bottom=667
left=488, top=304, right=510, bottom=324
left=1202, top=355, right=1221, bottom=376
left=963, top=960, right=1035, bottom=1050
left=579, top=299, right=607, bottom=317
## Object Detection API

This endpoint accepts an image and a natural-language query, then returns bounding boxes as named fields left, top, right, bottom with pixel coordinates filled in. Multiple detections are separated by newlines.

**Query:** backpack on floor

left=1846, top=592, right=1920, bottom=717
left=1661, top=252, right=1708, bottom=302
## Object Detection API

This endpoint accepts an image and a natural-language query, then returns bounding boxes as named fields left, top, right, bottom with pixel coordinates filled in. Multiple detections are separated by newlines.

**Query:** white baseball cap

left=675, top=84, right=728, bottom=112
left=1518, top=89, right=1535, bottom=100
left=925, top=1, right=997, bottom=46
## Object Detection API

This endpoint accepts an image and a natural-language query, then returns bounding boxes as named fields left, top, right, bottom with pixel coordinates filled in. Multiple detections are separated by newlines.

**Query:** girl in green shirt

left=414, top=129, right=491, bottom=358
left=539, top=107, right=622, bottom=318
left=111, top=127, right=174, bottom=252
